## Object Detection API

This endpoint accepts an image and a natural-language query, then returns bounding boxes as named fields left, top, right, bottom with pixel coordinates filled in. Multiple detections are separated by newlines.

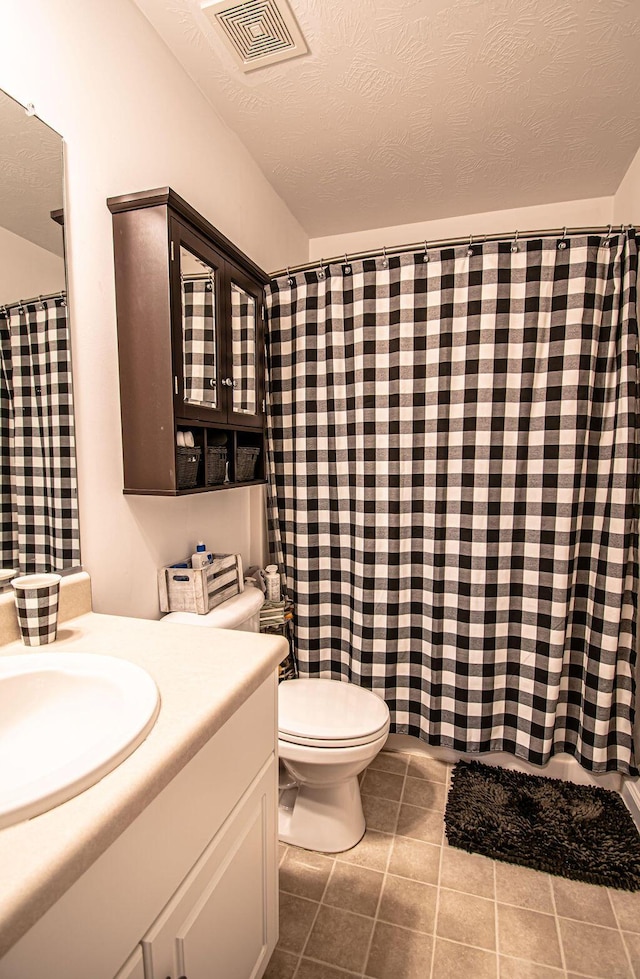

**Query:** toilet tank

left=162, top=584, right=264, bottom=632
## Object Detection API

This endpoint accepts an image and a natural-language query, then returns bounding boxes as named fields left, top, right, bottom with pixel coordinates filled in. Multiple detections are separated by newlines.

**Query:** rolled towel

left=176, top=431, right=185, bottom=447
left=184, top=431, right=195, bottom=447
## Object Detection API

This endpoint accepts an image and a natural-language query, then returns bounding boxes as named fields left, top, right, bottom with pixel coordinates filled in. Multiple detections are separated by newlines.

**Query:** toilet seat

left=278, top=679, right=390, bottom=748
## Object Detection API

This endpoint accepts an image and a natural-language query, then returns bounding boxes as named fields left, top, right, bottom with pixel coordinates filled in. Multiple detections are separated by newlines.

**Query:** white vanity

left=0, top=574, right=286, bottom=979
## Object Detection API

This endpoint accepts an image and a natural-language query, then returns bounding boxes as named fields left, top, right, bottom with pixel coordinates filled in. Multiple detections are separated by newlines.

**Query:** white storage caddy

left=158, top=553, right=244, bottom=615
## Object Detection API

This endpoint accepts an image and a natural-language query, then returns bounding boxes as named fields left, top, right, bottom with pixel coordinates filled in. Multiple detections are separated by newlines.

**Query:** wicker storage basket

left=236, top=445, right=261, bottom=481
left=206, top=445, right=227, bottom=485
left=176, top=445, right=201, bottom=489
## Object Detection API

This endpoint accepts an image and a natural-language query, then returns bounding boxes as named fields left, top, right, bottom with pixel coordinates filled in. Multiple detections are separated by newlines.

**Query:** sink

left=0, top=652, right=160, bottom=830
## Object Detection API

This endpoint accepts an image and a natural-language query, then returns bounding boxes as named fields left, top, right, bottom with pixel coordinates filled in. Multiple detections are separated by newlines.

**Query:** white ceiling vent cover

left=201, top=0, right=308, bottom=72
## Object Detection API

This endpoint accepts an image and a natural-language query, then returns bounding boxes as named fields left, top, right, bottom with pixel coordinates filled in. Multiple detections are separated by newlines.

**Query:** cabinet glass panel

left=181, top=246, right=218, bottom=409
left=230, top=282, right=257, bottom=415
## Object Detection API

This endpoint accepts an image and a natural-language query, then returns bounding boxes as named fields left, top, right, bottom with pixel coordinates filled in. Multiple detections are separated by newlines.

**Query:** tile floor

left=265, top=749, right=640, bottom=979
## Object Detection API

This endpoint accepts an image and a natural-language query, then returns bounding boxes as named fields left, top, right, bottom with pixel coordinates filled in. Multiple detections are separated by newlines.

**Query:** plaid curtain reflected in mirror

left=0, top=297, right=79, bottom=573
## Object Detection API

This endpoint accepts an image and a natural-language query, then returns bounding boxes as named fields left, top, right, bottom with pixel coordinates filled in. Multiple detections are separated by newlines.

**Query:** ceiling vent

left=201, top=0, right=308, bottom=73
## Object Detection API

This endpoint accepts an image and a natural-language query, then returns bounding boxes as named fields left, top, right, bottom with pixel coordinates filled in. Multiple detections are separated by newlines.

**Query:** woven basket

left=206, top=445, right=227, bottom=485
left=176, top=445, right=201, bottom=489
left=236, top=445, right=261, bottom=481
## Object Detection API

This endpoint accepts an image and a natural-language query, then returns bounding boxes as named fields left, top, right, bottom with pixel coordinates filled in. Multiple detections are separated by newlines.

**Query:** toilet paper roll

left=184, top=431, right=195, bottom=448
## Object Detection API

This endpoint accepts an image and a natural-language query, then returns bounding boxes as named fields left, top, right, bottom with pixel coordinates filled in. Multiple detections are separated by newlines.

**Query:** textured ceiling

left=133, top=0, right=640, bottom=237
left=0, top=91, right=64, bottom=257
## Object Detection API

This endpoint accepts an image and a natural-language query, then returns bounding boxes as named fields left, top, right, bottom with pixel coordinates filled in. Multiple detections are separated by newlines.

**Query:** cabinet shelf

left=108, top=187, right=269, bottom=496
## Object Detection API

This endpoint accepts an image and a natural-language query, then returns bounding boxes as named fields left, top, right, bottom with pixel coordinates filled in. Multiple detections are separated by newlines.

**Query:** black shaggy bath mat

left=445, top=760, right=640, bottom=891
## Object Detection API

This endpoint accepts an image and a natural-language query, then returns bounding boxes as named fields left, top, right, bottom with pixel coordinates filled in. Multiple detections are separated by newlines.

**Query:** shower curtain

left=265, top=231, right=639, bottom=776
left=0, top=297, right=79, bottom=573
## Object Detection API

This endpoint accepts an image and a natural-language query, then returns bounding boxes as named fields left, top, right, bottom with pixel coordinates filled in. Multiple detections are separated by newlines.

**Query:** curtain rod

left=270, top=224, right=635, bottom=279
left=1, top=290, right=67, bottom=314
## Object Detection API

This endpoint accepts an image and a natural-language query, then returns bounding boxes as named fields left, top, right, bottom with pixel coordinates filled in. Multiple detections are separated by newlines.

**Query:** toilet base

left=278, top=776, right=365, bottom=853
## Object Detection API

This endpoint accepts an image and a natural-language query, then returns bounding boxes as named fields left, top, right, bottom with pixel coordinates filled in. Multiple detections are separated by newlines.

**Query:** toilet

left=278, top=678, right=390, bottom=852
left=163, top=585, right=391, bottom=852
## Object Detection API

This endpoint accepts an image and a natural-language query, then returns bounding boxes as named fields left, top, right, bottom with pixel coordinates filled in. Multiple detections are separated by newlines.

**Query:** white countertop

left=0, top=608, right=287, bottom=958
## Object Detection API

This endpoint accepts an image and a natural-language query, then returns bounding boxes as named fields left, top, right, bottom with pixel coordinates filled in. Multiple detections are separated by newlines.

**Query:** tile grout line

left=607, top=887, right=636, bottom=979
left=280, top=873, right=640, bottom=930
left=427, top=762, right=450, bottom=978
left=548, top=874, right=568, bottom=976
left=359, top=753, right=410, bottom=978
left=290, top=853, right=337, bottom=979
left=494, top=860, right=501, bottom=979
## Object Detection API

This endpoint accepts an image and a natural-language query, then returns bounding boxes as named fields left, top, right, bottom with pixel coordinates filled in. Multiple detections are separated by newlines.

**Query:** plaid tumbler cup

left=12, top=574, right=62, bottom=646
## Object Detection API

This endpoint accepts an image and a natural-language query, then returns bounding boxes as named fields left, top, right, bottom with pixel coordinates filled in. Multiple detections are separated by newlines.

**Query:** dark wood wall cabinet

left=108, top=188, right=269, bottom=496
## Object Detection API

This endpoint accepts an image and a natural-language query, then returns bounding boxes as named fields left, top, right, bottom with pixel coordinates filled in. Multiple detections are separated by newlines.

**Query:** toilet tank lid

left=163, top=584, right=264, bottom=629
left=278, top=678, right=390, bottom=742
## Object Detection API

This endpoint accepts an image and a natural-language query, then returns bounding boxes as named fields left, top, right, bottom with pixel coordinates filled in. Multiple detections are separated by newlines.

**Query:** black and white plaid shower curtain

left=265, top=232, right=639, bottom=775
left=0, top=298, right=79, bottom=573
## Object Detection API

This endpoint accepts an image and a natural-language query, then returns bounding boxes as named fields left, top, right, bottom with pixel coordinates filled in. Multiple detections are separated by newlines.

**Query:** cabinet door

left=170, top=218, right=227, bottom=424
left=224, top=261, right=265, bottom=429
left=142, top=758, right=277, bottom=979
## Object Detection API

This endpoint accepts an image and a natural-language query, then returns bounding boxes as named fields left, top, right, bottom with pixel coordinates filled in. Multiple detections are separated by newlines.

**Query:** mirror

left=180, top=245, right=218, bottom=408
left=180, top=245, right=218, bottom=410
left=0, top=89, right=79, bottom=574
left=230, top=281, right=257, bottom=415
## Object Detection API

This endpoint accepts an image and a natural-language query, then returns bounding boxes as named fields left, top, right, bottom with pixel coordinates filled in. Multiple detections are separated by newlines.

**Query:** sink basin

left=0, top=652, right=160, bottom=830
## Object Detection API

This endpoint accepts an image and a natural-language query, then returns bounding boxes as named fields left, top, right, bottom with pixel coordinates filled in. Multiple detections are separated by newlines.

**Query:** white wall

left=614, top=144, right=640, bottom=225
left=0, top=0, right=308, bottom=619
left=0, top=226, right=65, bottom=304
left=309, top=196, right=614, bottom=261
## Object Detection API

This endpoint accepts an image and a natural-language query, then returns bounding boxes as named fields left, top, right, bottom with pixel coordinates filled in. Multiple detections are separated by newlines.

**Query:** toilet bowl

left=163, top=589, right=391, bottom=852
left=278, top=678, right=390, bottom=852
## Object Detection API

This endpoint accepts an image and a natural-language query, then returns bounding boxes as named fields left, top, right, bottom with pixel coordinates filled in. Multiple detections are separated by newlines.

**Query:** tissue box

left=158, top=553, right=244, bottom=614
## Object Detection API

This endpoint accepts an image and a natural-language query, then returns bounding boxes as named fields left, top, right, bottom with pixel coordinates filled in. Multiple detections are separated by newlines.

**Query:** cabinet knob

left=209, top=378, right=216, bottom=388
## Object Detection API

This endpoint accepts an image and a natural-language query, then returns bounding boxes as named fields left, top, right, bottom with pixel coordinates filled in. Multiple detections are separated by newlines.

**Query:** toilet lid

left=278, top=679, right=390, bottom=746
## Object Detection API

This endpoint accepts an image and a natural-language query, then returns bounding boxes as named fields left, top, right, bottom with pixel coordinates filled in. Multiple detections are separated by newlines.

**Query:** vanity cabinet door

left=141, top=758, right=277, bottom=979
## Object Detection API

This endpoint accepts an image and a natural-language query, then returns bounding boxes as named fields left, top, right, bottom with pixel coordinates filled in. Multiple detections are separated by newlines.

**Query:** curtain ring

left=59, top=291, right=67, bottom=307
left=467, top=233, right=474, bottom=257
left=286, top=266, right=295, bottom=286
left=317, top=258, right=326, bottom=280
left=558, top=227, right=568, bottom=250
left=423, top=240, right=429, bottom=263
left=510, top=230, right=519, bottom=253
left=381, top=245, right=388, bottom=269
left=343, top=253, right=352, bottom=275
left=37, top=294, right=46, bottom=310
